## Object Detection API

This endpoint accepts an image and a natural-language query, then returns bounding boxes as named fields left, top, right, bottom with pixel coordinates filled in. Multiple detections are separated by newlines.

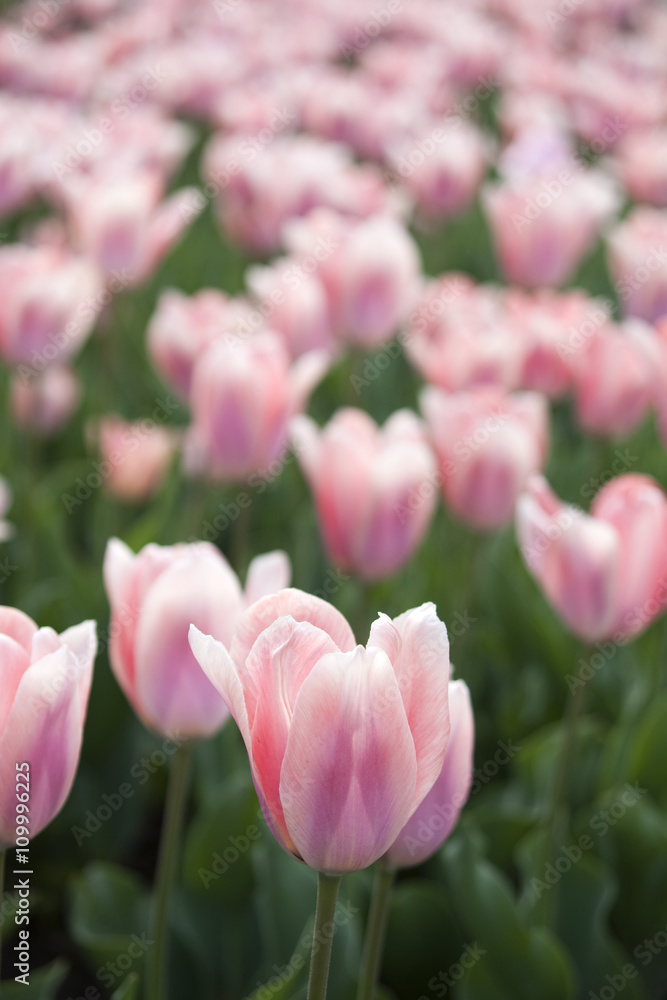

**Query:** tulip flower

left=607, top=207, right=667, bottom=323
left=573, top=320, right=660, bottom=438
left=292, top=408, right=438, bottom=580
left=189, top=591, right=451, bottom=874
left=104, top=538, right=290, bottom=738
left=96, top=416, right=178, bottom=503
left=184, top=331, right=329, bottom=482
left=384, top=679, right=474, bottom=869
left=516, top=475, right=667, bottom=643
left=0, top=243, right=103, bottom=367
left=10, top=364, right=81, bottom=436
left=0, top=608, right=97, bottom=848
left=421, top=386, right=549, bottom=531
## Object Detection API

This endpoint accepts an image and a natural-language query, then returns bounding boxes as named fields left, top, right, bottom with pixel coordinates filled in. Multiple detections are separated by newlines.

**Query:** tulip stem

left=306, top=872, right=343, bottom=1000
left=0, top=847, right=5, bottom=984
left=357, top=864, right=396, bottom=1000
left=147, top=744, right=193, bottom=1000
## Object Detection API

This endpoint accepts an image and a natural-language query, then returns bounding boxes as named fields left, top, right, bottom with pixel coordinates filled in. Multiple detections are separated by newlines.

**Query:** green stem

left=146, top=745, right=193, bottom=1000
left=357, top=865, right=396, bottom=1000
left=306, top=872, right=343, bottom=1000
left=0, top=847, right=5, bottom=985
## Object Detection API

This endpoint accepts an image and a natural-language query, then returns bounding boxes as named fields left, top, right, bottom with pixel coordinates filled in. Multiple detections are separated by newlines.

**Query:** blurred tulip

left=0, top=608, right=96, bottom=847
left=103, top=538, right=290, bottom=738
left=246, top=258, right=334, bottom=358
left=384, top=679, right=474, bottom=868
left=483, top=171, right=619, bottom=288
left=607, top=208, right=667, bottom=322
left=146, top=288, right=258, bottom=400
left=292, top=408, right=437, bottom=580
left=285, top=210, right=420, bottom=348
left=10, top=364, right=80, bottom=436
left=62, top=169, right=202, bottom=284
left=613, top=128, right=667, bottom=208
left=190, top=593, right=451, bottom=873
left=516, top=475, right=667, bottom=643
left=421, top=386, right=549, bottom=531
left=405, top=275, right=522, bottom=393
left=388, top=122, right=488, bottom=222
left=573, top=320, right=660, bottom=438
left=0, top=244, right=103, bottom=367
left=96, top=416, right=178, bottom=503
left=184, top=331, right=329, bottom=482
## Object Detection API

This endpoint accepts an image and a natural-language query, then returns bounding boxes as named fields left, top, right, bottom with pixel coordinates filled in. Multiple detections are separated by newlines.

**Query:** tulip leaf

left=68, top=861, right=151, bottom=966
left=182, top=770, right=261, bottom=903
left=623, top=691, right=667, bottom=803
left=442, top=836, right=574, bottom=1000
left=111, top=972, right=140, bottom=1000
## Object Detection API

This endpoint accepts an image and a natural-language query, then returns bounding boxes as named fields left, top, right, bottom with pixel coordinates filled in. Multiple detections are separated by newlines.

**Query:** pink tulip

left=0, top=244, right=103, bottom=367
left=0, top=608, right=96, bottom=848
left=613, top=128, right=667, bottom=208
left=421, top=387, right=549, bottom=531
left=516, top=475, right=667, bottom=643
left=96, top=416, right=178, bottom=503
left=482, top=170, right=619, bottom=288
left=573, top=320, right=660, bottom=438
left=384, top=679, right=474, bottom=868
left=404, top=275, right=523, bottom=393
left=245, top=258, right=334, bottom=358
left=284, top=209, right=420, bottom=348
left=61, top=169, right=202, bottom=284
left=10, top=364, right=80, bottom=436
left=389, top=122, right=488, bottom=222
left=103, top=538, right=290, bottom=738
left=146, top=289, right=259, bottom=400
left=184, top=331, right=329, bottom=482
left=292, top=408, right=437, bottom=580
left=607, top=208, right=667, bottom=323
left=189, top=592, right=451, bottom=873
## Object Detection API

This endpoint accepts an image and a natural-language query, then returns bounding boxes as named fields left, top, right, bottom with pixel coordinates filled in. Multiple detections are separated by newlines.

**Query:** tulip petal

left=0, top=606, right=37, bottom=653
left=231, top=588, right=356, bottom=666
left=369, top=603, right=451, bottom=809
left=245, top=617, right=340, bottom=854
left=386, top=679, right=474, bottom=868
left=0, top=635, right=30, bottom=733
left=244, top=551, right=292, bottom=607
left=281, top=646, right=418, bottom=873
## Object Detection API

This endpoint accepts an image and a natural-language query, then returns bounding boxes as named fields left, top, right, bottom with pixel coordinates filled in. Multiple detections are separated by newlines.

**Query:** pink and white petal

left=0, top=648, right=85, bottom=847
left=245, top=617, right=340, bottom=852
left=0, top=635, right=31, bottom=734
left=381, top=604, right=451, bottom=810
left=103, top=537, right=136, bottom=611
left=281, top=647, right=418, bottom=873
left=231, top=588, right=356, bottom=667
left=0, top=607, right=37, bottom=654
left=244, top=551, right=292, bottom=607
left=59, top=620, right=97, bottom=706
left=189, top=627, right=251, bottom=748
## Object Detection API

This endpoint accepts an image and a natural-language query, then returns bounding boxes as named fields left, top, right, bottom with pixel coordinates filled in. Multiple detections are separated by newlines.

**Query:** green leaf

left=111, top=972, right=140, bottom=1000
left=68, top=861, right=151, bottom=970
